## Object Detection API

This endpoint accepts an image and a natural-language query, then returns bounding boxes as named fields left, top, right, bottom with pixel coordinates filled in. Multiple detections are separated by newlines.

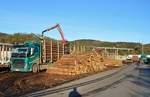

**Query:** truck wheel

left=32, top=64, right=39, bottom=73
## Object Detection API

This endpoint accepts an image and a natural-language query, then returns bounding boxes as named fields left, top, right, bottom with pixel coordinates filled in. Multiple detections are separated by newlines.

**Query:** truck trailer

left=0, top=43, right=12, bottom=68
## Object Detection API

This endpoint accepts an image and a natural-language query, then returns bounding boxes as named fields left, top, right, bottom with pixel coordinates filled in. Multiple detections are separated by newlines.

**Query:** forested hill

left=0, top=32, right=150, bottom=54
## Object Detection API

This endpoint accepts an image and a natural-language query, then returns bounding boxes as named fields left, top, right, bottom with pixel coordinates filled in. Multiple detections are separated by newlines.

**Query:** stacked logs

left=47, top=51, right=122, bottom=75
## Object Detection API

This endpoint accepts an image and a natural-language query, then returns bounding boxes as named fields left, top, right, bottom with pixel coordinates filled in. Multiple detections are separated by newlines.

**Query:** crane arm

left=42, top=25, right=57, bottom=35
left=42, top=24, right=66, bottom=44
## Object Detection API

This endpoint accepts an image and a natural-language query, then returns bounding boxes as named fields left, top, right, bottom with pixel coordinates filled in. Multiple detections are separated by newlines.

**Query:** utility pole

left=141, top=41, right=144, bottom=55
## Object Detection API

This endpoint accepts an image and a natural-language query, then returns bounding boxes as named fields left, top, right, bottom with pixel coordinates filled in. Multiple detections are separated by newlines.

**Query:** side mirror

left=27, top=48, right=34, bottom=57
left=30, top=48, right=34, bottom=56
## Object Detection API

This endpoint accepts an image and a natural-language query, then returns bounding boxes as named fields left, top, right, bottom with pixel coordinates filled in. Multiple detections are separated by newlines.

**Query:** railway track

left=24, top=64, right=133, bottom=97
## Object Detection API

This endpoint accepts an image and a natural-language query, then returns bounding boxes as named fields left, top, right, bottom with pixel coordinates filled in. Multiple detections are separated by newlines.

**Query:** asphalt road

left=25, top=64, right=150, bottom=97
left=84, top=64, right=150, bottom=97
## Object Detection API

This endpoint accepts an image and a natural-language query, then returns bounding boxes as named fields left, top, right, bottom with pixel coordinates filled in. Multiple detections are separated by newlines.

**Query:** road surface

left=25, top=64, right=150, bottom=97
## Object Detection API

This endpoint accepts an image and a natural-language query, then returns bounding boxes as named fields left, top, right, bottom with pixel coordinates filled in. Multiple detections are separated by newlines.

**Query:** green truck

left=10, top=24, right=67, bottom=73
left=11, top=41, right=45, bottom=72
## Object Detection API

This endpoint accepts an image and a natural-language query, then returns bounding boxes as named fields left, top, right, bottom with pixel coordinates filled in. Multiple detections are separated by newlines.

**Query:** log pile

left=47, top=51, right=122, bottom=75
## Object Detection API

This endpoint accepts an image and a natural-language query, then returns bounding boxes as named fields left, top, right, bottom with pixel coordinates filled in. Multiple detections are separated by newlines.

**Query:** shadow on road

left=130, top=75, right=150, bottom=88
left=126, top=65, right=150, bottom=97
left=128, top=86, right=150, bottom=97
left=127, top=66, right=150, bottom=87
left=69, top=87, right=82, bottom=97
left=138, top=67, right=150, bottom=77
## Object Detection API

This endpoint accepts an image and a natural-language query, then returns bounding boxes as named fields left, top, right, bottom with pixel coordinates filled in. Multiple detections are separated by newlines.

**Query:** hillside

left=70, top=39, right=147, bottom=55
left=0, top=32, right=36, bottom=43
left=0, top=32, right=150, bottom=54
left=71, top=39, right=140, bottom=48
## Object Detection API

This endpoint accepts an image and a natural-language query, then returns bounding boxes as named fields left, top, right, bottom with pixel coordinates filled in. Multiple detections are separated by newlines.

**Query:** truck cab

left=10, top=41, right=41, bottom=72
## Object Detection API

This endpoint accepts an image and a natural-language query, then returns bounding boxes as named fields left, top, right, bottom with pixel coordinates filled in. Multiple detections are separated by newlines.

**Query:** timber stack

left=47, top=51, right=122, bottom=75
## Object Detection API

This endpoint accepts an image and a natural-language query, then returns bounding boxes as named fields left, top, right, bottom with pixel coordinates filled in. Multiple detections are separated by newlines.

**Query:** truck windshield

left=12, top=48, right=28, bottom=57
left=18, top=48, right=28, bottom=53
left=12, top=48, right=28, bottom=53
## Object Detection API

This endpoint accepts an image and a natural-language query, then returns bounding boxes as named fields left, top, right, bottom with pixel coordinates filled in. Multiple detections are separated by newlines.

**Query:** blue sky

left=0, top=0, right=150, bottom=43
